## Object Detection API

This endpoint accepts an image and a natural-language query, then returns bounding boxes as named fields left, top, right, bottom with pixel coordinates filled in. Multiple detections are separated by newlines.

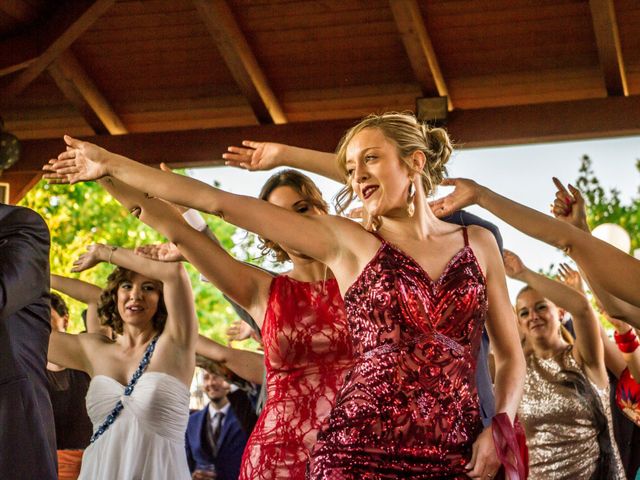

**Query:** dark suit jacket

left=0, top=204, right=56, bottom=479
left=186, top=401, right=252, bottom=480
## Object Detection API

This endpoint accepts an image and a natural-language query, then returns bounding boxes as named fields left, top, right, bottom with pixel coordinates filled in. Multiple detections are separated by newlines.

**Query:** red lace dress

left=238, top=275, right=354, bottom=479
left=309, top=228, right=487, bottom=479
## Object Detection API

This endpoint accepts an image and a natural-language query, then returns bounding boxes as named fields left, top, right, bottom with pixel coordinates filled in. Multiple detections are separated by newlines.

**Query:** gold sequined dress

left=518, top=345, right=625, bottom=479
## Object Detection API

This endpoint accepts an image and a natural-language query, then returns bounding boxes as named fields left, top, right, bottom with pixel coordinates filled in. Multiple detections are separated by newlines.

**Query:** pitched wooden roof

left=1, top=0, right=639, bottom=202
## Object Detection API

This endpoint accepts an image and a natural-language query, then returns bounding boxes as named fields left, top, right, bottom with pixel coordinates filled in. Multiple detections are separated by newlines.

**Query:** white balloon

left=591, top=223, right=631, bottom=253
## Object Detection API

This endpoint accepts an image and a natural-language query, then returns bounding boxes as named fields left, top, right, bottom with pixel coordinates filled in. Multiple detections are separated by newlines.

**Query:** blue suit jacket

left=186, top=404, right=250, bottom=480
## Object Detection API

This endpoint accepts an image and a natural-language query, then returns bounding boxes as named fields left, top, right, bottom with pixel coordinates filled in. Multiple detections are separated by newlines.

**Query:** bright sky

left=190, top=134, right=640, bottom=301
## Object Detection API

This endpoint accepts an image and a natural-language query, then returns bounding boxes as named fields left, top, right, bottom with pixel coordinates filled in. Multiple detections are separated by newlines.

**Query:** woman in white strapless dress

left=47, top=222, right=198, bottom=479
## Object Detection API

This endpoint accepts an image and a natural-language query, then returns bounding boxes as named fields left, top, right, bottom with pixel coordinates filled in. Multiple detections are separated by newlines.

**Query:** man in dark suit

left=186, top=370, right=253, bottom=480
left=0, top=203, right=57, bottom=479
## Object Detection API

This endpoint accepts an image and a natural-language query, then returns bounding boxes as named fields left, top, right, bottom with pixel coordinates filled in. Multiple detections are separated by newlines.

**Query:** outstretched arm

left=44, top=136, right=346, bottom=268
left=432, top=178, right=640, bottom=321
left=504, top=250, right=606, bottom=386
left=196, top=335, right=264, bottom=385
left=99, top=176, right=274, bottom=324
left=50, top=274, right=110, bottom=336
left=223, top=141, right=343, bottom=182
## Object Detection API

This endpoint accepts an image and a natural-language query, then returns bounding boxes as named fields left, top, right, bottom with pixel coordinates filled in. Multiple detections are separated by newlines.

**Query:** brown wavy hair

left=334, top=112, right=452, bottom=219
left=97, top=266, right=167, bottom=335
left=258, top=169, right=329, bottom=262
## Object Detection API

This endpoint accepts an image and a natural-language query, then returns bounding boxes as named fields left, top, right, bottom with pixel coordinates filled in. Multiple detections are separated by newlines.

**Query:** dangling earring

left=406, top=179, right=416, bottom=217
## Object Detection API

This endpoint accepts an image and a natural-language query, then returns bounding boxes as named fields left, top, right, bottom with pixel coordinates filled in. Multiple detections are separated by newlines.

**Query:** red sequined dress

left=309, top=228, right=487, bottom=479
left=238, top=275, right=354, bottom=479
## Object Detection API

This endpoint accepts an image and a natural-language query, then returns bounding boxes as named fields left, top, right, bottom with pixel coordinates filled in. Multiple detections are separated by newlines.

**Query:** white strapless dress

left=79, top=372, right=191, bottom=479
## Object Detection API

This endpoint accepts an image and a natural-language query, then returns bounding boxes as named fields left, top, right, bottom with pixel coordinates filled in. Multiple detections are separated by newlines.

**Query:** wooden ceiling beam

left=588, top=0, right=628, bottom=96
left=0, top=171, right=42, bottom=205
left=389, top=0, right=453, bottom=110
left=192, top=0, right=287, bottom=125
left=3, top=0, right=116, bottom=98
left=47, top=50, right=128, bottom=135
left=9, top=95, right=640, bottom=176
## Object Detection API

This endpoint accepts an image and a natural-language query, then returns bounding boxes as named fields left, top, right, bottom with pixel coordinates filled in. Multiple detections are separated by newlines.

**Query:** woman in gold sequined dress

left=504, top=249, right=624, bottom=480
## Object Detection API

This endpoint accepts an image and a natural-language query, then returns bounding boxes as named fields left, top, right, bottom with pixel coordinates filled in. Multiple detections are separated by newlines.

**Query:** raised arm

left=432, top=178, right=640, bottom=321
left=551, top=180, right=640, bottom=325
left=50, top=274, right=110, bottom=336
left=99, top=176, right=274, bottom=325
left=196, top=335, right=264, bottom=385
left=45, top=136, right=347, bottom=269
left=503, top=250, right=606, bottom=386
left=73, top=243, right=197, bottom=353
left=223, top=141, right=343, bottom=182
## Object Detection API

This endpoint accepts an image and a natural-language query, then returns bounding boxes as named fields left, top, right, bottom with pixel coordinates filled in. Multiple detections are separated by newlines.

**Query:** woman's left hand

left=71, top=244, right=106, bottom=272
left=466, top=426, right=501, bottom=479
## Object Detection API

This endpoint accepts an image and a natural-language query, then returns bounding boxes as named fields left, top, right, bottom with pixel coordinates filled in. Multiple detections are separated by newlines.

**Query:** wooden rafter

left=192, top=0, right=287, bottom=125
left=588, top=0, right=628, bottom=96
left=10, top=95, right=640, bottom=178
left=3, top=0, right=116, bottom=98
left=48, top=50, right=128, bottom=135
left=389, top=0, right=453, bottom=110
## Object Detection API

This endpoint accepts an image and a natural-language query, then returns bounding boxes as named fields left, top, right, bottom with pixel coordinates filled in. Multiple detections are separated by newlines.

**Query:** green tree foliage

left=576, top=154, right=640, bottom=250
left=19, top=176, right=265, bottom=346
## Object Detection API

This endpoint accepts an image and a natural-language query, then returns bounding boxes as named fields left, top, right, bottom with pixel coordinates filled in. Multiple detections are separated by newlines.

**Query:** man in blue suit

left=187, top=370, right=253, bottom=479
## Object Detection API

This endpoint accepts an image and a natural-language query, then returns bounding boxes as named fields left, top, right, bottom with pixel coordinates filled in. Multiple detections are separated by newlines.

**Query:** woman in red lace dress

left=45, top=113, right=525, bottom=479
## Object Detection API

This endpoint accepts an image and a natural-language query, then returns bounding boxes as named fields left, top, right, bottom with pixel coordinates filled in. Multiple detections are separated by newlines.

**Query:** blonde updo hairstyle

left=334, top=112, right=453, bottom=216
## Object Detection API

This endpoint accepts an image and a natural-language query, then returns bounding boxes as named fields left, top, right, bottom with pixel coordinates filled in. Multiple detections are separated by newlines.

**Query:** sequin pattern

left=518, top=346, right=625, bottom=480
left=309, top=231, right=488, bottom=479
left=239, top=276, right=354, bottom=480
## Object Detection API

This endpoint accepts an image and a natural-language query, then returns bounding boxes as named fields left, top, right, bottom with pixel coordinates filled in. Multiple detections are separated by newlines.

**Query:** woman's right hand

left=222, top=140, right=285, bottom=171
left=226, top=320, right=253, bottom=342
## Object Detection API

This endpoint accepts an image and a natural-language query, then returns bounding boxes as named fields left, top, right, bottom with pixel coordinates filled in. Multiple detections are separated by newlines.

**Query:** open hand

left=503, top=249, right=527, bottom=280
left=430, top=178, right=483, bottom=218
left=43, top=135, right=110, bottom=184
left=550, top=178, right=589, bottom=231
left=226, top=320, right=253, bottom=342
left=557, top=262, right=584, bottom=292
left=71, top=244, right=106, bottom=272
left=223, top=140, right=284, bottom=171
left=135, top=243, right=184, bottom=262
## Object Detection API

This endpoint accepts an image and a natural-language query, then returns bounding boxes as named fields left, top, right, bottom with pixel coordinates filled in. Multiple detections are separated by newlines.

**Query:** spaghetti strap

left=462, top=226, right=469, bottom=246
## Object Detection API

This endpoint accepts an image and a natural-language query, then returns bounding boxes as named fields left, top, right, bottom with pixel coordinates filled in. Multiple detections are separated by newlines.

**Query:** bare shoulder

left=466, top=225, right=501, bottom=275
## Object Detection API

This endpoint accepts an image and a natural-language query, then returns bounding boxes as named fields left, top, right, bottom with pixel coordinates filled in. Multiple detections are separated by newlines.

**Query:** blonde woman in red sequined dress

left=45, top=112, right=525, bottom=479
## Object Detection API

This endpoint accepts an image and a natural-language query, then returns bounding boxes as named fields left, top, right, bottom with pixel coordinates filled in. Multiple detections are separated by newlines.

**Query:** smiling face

left=203, top=371, right=231, bottom=402
left=116, top=272, right=161, bottom=329
left=516, top=288, right=562, bottom=343
left=345, top=128, right=414, bottom=218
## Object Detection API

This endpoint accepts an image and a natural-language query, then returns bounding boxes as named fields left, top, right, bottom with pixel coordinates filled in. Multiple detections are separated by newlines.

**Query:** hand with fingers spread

left=550, top=177, right=589, bottom=232
left=223, top=141, right=285, bottom=171
left=43, top=135, right=111, bottom=184
left=430, top=178, right=486, bottom=218
left=226, top=319, right=253, bottom=343
left=502, top=249, right=528, bottom=281
left=71, top=244, right=109, bottom=273
left=135, top=242, right=185, bottom=263
left=465, top=426, right=500, bottom=479
left=557, top=262, right=585, bottom=293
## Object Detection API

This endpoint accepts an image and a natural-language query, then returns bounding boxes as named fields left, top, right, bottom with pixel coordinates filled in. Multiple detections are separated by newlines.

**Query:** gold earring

left=407, top=179, right=416, bottom=217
